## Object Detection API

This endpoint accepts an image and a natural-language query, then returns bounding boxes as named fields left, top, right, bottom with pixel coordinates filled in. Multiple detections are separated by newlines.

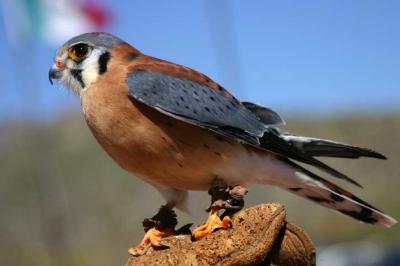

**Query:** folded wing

left=126, top=67, right=385, bottom=188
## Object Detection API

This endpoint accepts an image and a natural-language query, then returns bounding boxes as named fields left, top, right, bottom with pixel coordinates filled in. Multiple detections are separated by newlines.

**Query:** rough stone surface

left=125, top=203, right=316, bottom=266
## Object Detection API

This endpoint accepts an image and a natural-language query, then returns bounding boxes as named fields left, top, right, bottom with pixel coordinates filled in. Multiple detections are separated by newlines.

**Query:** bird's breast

left=78, top=73, right=211, bottom=189
left=79, top=65, right=271, bottom=190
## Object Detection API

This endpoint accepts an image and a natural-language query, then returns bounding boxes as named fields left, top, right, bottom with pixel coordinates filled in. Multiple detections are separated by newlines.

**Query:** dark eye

left=69, top=43, right=90, bottom=61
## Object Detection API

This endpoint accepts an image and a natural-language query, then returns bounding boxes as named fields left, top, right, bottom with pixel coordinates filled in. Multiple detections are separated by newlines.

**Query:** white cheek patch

left=81, top=63, right=100, bottom=89
left=80, top=49, right=103, bottom=89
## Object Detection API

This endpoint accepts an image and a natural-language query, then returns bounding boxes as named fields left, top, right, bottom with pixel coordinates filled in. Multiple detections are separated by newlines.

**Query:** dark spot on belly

left=288, top=187, right=302, bottom=192
left=161, top=137, right=167, bottom=142
left=203, top=144, right=210, bottom=149
left=178, top=139, right=194, bottom=147
left=177, top=162, right=183, bottom=168
left=165, top=121, right=173, bottom=127
left=214, top=151, right=222, bottom=157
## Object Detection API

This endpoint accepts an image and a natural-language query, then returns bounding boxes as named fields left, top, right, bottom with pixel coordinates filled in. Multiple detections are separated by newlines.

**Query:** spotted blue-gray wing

left=126, top=70, right=267, bottom=144
left=126, top=69, right=371, bottom=187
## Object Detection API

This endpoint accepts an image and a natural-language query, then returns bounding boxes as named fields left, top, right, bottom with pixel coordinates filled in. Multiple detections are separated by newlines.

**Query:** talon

left=154, top=242, right=170, bottom=250
left=128, top=227, right=173, bottom=256
left=128, top=250, right=139, bottom=257
left=128, top=246, right=147, bottom=257
left=175, top=223, right=193, bottom=235
left=192, top=207, right=231, bottom=240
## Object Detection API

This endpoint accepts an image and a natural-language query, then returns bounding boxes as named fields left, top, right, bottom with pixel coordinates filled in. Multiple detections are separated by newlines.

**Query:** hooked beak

left=49, top=59, right=65, bottom=85
left=48, top=66, right=63, bottom=85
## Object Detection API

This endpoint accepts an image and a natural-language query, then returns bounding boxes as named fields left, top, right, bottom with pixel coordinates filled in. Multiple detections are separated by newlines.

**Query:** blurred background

left=0, top=1, right=399, bottom=265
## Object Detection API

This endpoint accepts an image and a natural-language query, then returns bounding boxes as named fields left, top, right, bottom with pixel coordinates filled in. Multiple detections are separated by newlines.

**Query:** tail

left=280, top=133, right=386, bottom=159
left=279, top=159, right=397, bottom=228
left=258, top=128, right=387, bottom=188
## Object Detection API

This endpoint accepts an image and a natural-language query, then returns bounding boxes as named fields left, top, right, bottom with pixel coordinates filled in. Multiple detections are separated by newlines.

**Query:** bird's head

left=49, top=32, right=124, bottom=95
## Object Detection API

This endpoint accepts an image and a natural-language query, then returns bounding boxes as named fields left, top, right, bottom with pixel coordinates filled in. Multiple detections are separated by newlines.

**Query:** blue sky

left=0, top=0, right=399, bottom=121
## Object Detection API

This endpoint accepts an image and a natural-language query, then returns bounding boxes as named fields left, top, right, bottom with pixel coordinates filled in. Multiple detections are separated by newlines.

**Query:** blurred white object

left=41, top=0, right=98, bottom=44
left=0, top=0, right=110, bottom=46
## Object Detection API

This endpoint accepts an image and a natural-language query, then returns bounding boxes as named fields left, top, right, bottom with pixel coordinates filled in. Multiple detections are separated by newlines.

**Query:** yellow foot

left=128, top=227, right=173, bottom=256
left=192, top=207, right=232, bottom=240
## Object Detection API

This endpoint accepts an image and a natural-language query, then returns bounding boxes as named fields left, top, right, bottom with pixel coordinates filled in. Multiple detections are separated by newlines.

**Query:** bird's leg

left=128, top=205, right=189, bottom=256
left=192, top=178, right=248, bottom=240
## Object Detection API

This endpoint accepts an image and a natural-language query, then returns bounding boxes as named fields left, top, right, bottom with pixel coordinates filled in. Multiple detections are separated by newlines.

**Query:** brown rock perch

left=125, top=203, right=316, bottom=266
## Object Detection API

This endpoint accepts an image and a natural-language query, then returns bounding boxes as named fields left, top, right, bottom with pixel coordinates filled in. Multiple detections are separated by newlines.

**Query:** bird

left=49, top=32, right=397, bottom=256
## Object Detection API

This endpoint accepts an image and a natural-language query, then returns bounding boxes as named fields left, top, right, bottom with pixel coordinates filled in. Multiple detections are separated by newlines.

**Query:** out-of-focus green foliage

left=1, top=113, right=399, bottom=266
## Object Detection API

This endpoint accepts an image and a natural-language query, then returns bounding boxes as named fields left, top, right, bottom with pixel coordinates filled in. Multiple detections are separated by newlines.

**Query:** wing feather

left=126, top=70, right=267, bottom=141
left=125, top=61, right=384, bottom=187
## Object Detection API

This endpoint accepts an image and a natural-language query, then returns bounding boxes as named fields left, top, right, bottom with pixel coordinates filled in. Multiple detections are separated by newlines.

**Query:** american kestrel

left=49, top=32, right=397, bottom=256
